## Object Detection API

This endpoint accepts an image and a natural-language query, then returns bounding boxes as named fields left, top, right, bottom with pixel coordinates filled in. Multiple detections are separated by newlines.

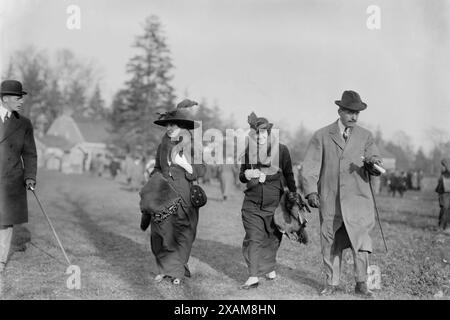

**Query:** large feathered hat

left=154, top=99, right=199, bottom=129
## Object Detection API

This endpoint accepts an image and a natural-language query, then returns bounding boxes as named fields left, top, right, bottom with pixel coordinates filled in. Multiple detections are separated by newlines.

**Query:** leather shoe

left=355, top=282, right=374, bottom=298
left=239, top=282, right=259, bottom=290
left=184, top=266, right=191, bottom=278
left=265, top=271, right=276, bottom=280
left=320, top=285, right=339, bottom=296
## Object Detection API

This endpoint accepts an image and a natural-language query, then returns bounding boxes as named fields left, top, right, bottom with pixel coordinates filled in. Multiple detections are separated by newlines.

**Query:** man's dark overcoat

left=0, top=111, right=37, bottom=225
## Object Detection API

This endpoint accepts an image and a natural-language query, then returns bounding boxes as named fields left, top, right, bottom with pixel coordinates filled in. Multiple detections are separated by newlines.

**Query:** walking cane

left=28, top=186, right=72, bottom=266
left=365, top=161, right=389, bottom=253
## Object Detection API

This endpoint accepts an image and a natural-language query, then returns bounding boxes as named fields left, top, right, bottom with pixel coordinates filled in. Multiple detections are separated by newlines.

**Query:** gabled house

left=39, top=114, right=111, bottom=173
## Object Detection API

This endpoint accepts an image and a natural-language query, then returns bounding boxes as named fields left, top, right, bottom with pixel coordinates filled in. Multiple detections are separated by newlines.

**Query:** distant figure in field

left=217, top=158, right=237, bottom=201
left=109, top=156, right=121, bottom=179
left=389, top=170, right=407, bottom=197
left=411, top=170, right=419, bottom=190
left=129, top=153, right=145, bottom=191
left=435, top=158, right=450, bottom=233
left=122, top=153, right=135, bottom=184
left=90, top=154, right=104, bottom=177
left=417, top=169, right=424, bottom=191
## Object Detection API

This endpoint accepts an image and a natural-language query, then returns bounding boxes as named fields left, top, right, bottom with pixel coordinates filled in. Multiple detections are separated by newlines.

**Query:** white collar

left=337, top=118, right=346, bottom=135
left=0, top=103, right=10, bottom=121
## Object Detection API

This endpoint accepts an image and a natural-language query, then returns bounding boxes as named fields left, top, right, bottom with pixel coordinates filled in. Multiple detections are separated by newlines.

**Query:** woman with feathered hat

left=238, top=112, right=299, bottom=289
left=139, top=99, right=205, bottom=285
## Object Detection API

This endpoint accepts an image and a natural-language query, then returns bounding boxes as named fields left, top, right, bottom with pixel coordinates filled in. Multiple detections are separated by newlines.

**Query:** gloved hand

left=174, top=153, right=193, bottom=174
left=25, top=178, right=36, bottom=190
left=258, top=172, right=266, bottom=183
left=364, top=155, right=382, bottom=176
left=287, top=191, right=299, bottom=203
left=140, top=213, right=151, bottom=231
left=244, top=169, right=261, bottom=181
left=306, top=192, right=320, bottom=208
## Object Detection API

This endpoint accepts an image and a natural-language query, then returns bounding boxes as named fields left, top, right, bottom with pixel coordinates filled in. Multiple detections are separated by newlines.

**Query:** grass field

left=0, top=169, right=448, bottom=300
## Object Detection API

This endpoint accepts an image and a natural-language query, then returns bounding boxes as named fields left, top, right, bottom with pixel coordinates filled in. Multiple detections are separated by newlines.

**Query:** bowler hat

left=335, top=90, right=367, bottom=111
left=154, top=99, right=199, bottom=130
left=0, top=80, right=27, bottom=96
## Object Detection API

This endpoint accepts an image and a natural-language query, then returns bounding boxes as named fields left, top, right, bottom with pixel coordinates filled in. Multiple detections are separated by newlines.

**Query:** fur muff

left=139, top=171, right=182, bottom=230
left=273, top=191, right=309, bottom=244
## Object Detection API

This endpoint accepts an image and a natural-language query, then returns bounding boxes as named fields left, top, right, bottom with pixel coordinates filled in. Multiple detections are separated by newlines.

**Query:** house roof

left=38, top=135, right=75, bottom=151
left=72, top=117, right=111, bottom=143
left=46, top=114, right=111, bottom=144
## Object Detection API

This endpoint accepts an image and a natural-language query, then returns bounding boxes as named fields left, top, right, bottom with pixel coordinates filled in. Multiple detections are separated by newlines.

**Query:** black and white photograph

left=0, top=0, right=449, bottom=306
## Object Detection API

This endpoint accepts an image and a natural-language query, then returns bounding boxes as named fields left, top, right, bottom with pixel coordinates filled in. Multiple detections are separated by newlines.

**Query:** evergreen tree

left=86, top=84, right=106, bottom=119
left=110, top=15, right=175, bottom=154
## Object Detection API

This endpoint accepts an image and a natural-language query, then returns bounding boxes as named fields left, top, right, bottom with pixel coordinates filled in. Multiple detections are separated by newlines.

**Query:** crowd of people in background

left=84, top=141, right=449, bottom=237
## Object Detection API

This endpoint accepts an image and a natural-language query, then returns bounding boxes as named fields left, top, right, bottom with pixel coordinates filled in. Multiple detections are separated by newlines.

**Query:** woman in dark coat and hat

left=435, top=158, right=450, bottom=233
left=140, top=99, right=205, bottom=285
left=238, top=112, right=298, bottom=289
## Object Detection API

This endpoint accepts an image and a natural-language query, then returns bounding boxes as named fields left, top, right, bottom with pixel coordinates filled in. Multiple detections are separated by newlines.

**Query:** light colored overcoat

left=302, top=120, right=379, bottom=252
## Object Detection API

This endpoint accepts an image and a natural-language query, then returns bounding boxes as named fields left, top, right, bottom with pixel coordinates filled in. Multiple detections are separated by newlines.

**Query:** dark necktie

left=343, top=127, right=350, bottom=142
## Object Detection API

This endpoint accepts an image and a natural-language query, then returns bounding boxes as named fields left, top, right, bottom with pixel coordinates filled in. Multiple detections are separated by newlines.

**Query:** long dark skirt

left=241, top=202, right=282, bottom=277
left=438, top=193, right=450, bottom=230
left=150, top=203, right=199, bottom=278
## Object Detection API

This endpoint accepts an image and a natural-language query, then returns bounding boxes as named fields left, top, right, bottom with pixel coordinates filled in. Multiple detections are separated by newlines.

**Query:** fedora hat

left=154, top=99, right=199, bottom=130
left=335, top=90, right=367, bottom=111
left=247, top=112, right=273, bottom=131
left=0, top=80, right=27, bottom=96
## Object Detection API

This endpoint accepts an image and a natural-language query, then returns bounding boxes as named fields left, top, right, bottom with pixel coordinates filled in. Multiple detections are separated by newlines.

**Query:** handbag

left=190, top=180, right=207, bottom=208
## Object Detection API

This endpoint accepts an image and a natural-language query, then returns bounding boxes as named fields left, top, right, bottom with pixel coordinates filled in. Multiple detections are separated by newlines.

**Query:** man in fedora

left=0, top=80, right=37, bottom=272
left=301, top=90, right=382, bottom=298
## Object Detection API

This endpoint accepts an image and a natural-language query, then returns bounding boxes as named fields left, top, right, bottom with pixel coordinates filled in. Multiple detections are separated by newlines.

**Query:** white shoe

left=265, top=271, right=276, bottom=280
left=240, top=276, right=259, bottom=289
left=154, top=274, right=165, bottom=282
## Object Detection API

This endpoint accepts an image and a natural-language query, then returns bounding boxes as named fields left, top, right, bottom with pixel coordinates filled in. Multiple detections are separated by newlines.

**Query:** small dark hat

left=0, top=80, right=27, bottom=96
left=335, top=90, right=367, bottom=111
left=248, top=112, right=273, bottom=131
left=154, top=99, right=199, bottom=130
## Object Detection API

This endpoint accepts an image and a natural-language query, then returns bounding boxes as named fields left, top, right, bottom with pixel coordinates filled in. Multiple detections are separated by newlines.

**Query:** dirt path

left=0, top=170, right=448, bottom=299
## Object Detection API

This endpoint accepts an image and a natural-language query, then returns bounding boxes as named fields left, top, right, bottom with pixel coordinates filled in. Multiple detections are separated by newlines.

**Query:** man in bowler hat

left=0, top=80, right=37, bottom=272
left=301, top=90, right=382, bottom=297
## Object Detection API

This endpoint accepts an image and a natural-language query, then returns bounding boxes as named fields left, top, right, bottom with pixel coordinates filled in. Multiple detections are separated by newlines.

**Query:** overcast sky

left=1, top=0, right=449, bottom=152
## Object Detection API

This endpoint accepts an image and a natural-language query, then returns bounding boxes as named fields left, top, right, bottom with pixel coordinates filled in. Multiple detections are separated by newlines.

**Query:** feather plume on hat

left=248, top=112, right=259, bottom=130
left=154, top=99, right=199, bottom=129
left=177, top=99, right=198, bottom=109
left=155, top=99, right=198, bottom=120
left=247, top=111, right=273, bottom=131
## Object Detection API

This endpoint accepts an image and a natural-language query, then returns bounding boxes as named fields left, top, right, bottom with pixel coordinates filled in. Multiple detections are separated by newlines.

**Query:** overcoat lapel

left=342, top=125, right=360, bottom=156
left=329, top=120, right=345, bottom=150
left=0, top=113, right=22, bottom=144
